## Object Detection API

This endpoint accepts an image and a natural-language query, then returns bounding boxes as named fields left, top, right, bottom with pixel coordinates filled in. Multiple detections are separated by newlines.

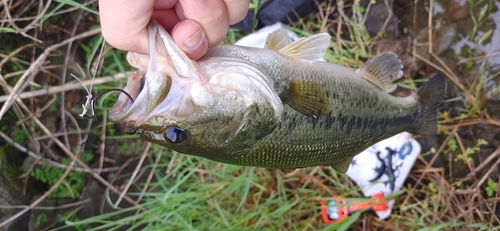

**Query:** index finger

left=175, top=0, right=230, bottom=47
left=99, top=0, right=176, bottom=54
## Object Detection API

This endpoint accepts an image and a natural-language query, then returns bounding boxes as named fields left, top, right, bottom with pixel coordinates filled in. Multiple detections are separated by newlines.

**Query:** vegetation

left=30, top=153, right=91, bottom=199
left=0, top=0, right=498, bottom=230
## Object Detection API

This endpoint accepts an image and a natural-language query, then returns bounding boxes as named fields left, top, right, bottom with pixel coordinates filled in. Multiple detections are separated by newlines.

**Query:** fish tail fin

left=414, top=74, right=446, bottom=135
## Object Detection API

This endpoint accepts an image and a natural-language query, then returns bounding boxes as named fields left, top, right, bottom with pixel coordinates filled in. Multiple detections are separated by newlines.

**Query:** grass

left=0, top=0, right=499, bottom=230
left=56, top=151, right=360, bottom=231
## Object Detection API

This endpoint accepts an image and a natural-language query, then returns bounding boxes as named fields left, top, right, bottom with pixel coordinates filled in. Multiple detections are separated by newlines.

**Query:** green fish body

left=109, top=21, right=445, bottom=172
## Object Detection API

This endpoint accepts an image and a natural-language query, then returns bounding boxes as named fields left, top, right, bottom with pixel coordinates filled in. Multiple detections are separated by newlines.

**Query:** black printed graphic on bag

left=369, top=148, right=403, bottom=191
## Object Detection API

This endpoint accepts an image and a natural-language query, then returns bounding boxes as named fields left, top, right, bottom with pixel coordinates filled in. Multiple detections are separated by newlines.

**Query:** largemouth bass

left=109, top=20, right=445, bottom=172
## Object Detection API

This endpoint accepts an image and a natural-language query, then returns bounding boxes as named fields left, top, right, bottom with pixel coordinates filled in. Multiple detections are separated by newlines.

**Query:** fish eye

left=164, top=126, right=188, bottom=144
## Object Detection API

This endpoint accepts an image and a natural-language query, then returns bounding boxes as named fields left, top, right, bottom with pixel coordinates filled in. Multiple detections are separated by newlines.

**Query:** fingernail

left=183, top=30, right=204, bottom=50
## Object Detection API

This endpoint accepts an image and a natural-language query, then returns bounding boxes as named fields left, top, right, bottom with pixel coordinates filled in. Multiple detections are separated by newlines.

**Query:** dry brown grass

left=0, top=0, right=499, bottom=230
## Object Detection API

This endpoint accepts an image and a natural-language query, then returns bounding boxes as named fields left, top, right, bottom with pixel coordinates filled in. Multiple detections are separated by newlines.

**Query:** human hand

left=99, top=0, right=249, bottom=60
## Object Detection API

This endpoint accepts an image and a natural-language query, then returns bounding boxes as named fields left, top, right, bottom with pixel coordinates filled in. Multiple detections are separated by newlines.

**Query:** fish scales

left=202, top=47, right=420, bottom=168
left=109, top=21, right=445, bottom=172
left=209, top=77, right=418, bottom=168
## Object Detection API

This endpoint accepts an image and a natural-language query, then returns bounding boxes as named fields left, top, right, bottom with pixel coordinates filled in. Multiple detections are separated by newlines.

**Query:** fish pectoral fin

left=282, top=80, right=329, bottom=118
left=268, top=30, right=330, bottom=60
left=265, top=29, right=292, bottom=51
left=330, top=156, right=355, bottom=173
left=355, top=52, right=403, bottom=93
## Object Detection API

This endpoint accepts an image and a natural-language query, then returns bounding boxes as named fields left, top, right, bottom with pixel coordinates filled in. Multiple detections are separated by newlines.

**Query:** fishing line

left=75, top=35, right=106, bottom=118
left=89, top=35, right=106, bottom=95
left=76, top=35, right=130, bottom=118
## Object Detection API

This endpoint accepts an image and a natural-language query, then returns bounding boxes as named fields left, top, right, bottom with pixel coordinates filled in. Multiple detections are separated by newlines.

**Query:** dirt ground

left=0, top=0, right=499, bottom=230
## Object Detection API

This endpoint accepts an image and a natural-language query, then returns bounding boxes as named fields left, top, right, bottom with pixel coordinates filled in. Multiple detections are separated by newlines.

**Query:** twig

left=64, top=110, right=83, bottom=155
left=0, top=5, right=94, bottom=24
left=412, top=52, right=473, bottom=105
left=165, top=151, right=178, bottom=175
left=0, top=27, right=101, bottom=120
left=0, top=43, right=38, bottom=68
left=0, top=0, right=26, bottom=18
left=336, top=8, right=342, bottom=47
left=428, top=0, right=433, bottom=54
left=456, top=51, right=500, bottom=64
left=0, top=131, right=119, bottom=173
left=0, top=198, right=90, bottom=210
left=60, top=8, right=85, bottom=150
left=370, top=0, right=395, bottom=41
left=74, top=24, right=107, bottom=118
left=99, top=156, right=140, bottom=214
left=466, top=146, right=500, bottom=177
left=1, top=0, right=50, bottom=43
left=0, top=72, right=129, bottom=103
left=113, top=142, right=151, bottom=208
left=60, top=181, right=76, bottom=199
left=137, top=148, right=163, bottom=202
left=34, top=131, right=91, bottom=141
left=410, top=0, right=474, bottom=106
left=0, top=159, right=75, bottom=228
left=453, top=189, right=477, bottom=195
left=98, top=110, right=106, bottom=174
left=452, top=129, right=474, bottom=172
left=476, top=157, right=500, bottom=188
left=439, top=118, right=490, bottom=130
left=406, top=127, right=457, bottom=196
left=31, top=112, right=140, bottom=207
left=15, top=94, right=57, bottom=125
left=431, top=52, right=474, bottom=106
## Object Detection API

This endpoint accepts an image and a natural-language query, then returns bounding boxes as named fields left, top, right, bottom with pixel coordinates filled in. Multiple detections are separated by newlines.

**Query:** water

left=395, top=0, right=500, bottom=84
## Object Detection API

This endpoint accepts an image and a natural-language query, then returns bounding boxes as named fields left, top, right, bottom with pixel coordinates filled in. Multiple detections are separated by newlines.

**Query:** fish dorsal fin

left=265, top=29, right=292, bottom=51
left=356, top=52, right=403, bottom=93
left=281, top=80, right=329, bottom=118
left=331, top=156, right=355, bottom=173
left=266, top=30, right=330, bottom=60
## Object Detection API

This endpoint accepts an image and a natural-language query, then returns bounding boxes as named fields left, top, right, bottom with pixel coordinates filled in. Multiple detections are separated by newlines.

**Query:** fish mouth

left=108, top=19, right=203, bottom=127
left=109, top=71, right=153, bottom=125
left=108, top=19, right=173, bottom=127
left=109, top=69, right=173, bottom=126
left=111, top=48, right=178, bottom=119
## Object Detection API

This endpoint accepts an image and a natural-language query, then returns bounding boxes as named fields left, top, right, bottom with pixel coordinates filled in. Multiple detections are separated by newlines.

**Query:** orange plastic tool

left=321, top=192, right=389, bottom=224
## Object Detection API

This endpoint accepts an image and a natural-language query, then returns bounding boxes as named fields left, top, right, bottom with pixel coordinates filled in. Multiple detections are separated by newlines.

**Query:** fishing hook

left=82, top=89, right=135, bottom=118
